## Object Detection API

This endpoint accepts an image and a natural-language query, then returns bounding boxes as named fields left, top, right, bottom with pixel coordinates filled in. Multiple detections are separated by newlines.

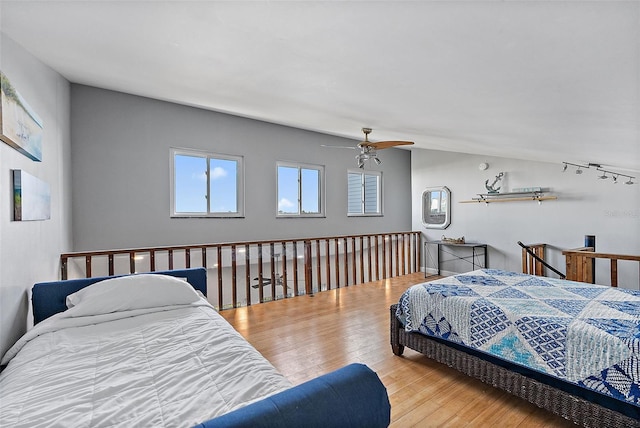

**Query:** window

left=277, top=162, right=324, bottom=217
left=171, top=148, right=244, bottom=217
left=348, top=170, right=382, bottom=216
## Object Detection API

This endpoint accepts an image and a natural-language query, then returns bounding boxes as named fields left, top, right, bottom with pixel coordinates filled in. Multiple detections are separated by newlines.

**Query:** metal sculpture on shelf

left=485, top=172, right=504, bottom=194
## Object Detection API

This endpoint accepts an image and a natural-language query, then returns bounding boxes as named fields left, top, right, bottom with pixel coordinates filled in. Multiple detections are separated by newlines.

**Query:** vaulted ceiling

left=1, top=1, right=638, bottom=171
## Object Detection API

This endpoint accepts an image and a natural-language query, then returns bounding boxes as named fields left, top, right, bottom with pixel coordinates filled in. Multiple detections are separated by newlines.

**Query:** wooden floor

left=220, top=273, right=577, bottom=427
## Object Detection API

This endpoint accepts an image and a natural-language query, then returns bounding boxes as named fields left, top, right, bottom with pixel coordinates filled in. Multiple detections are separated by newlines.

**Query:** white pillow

left=65, top=274, right=201, bottom=316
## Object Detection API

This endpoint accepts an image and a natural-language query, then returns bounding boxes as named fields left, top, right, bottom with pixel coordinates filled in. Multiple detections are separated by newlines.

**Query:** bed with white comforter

left=0, top=272, right=291, bottom=427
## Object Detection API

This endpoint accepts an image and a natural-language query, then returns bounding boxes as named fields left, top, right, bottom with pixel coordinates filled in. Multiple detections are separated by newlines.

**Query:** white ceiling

left=1, top=1, right=639, bottom=171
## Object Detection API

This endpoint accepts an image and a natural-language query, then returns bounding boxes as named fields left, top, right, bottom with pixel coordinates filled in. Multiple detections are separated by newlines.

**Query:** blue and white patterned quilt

left=397, top=269, right=640, bottom=407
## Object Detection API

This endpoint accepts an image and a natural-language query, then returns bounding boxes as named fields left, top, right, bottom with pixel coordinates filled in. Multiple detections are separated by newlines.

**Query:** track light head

left=562, top=163, right=568, bottom=172
left=625, top=178, right=635, bottom=185
left=575, top=167, right=583, bottom=175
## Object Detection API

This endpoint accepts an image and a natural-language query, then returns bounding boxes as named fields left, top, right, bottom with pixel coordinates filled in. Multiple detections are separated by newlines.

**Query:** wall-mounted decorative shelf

left=460, top=191, right=557, bottom=204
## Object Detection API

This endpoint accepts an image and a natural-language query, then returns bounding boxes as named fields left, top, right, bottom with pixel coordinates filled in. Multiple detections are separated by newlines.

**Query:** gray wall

left=412, top=149, right=640, bottom=288
left=70, top=85, right=412, bottom=251
left=0, top=34, right=72, bottom=357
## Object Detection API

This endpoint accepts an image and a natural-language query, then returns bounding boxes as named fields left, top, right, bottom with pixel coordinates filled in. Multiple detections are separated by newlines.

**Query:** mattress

left=0, top=298, right=291, bottom=427
left=396, top=269, right=640, bottom=410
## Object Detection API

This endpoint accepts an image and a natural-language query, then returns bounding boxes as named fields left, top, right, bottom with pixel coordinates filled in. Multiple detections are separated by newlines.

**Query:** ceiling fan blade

left=321, top=144, right=356, bottom=150
left=364, top=140, right=414, bottom=150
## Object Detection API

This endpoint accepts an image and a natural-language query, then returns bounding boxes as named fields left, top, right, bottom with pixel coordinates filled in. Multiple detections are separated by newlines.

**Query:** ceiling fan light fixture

left=373, top=157, right=382, bottom=165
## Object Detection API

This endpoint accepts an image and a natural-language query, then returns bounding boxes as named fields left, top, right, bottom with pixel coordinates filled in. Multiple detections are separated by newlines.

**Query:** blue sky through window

left=278, top=165, right=321, bottom=215
left=278, top=166, right=298, bottom=214
left=175, top=154, right=207, bottom=213
left=301, top=168, right=319, bottom=213
left=210, top=158, right=238, bottom=213
left=174, top=153, right=239, bottom=214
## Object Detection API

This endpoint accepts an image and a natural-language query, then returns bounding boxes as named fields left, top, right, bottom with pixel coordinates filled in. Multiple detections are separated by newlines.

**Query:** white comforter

left=0, top=300, right=291, bottom=427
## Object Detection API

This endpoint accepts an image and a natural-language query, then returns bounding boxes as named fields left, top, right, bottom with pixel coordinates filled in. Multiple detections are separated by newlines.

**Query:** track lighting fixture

left=562, top=162, right=635, bottom=186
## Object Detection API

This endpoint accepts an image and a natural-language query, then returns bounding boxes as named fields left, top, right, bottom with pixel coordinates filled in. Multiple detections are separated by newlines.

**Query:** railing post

left=375, top=235, right=380, bottom=280
left=245, top=244, right=251, bottom=306
left=382, top=235, right=387, bottom=279
left=334, top=239, right=340, bottom=287
left=281, top=242, right=288, bottom=298
left=270, top=243, right=276, bottom=299
left=351, top=236, right=356, bottom=285
left=217, top=246, right=223, bottom=310
left=129, top=251, right=135, bottom=274
left=359, top=236, right=365, bottom=283
left=304, top=240, right=312, bottom=295
left=257, top=243, right=264, bottom=303
left=85, top=256, right=92, bottom=278
left=367, top=236, right=372, bottom=282
left=395, top=233, right=400, bottom=277
left=292, top=242, right=299, bottom=296
left=108, top=253, right=115, bottom=276
left=417, top=232, right=422, bottom=274
left=400, top=233, right=405, bottom=275
left=231, top=245, right=237, bottom=308
left=150, top=250, right=156, bottom=272
left=325, top=239, right=331, bottom=290
left=344, top=237, right=349, bottom=286
left=61, top=256, right=68, bottom=280
left=315, top=240, right=321, bottom=292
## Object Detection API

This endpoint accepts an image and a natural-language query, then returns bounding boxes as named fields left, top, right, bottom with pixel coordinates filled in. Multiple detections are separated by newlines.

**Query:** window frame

left=347, top=169, right=383, bottom=217
left=170, top=147, right=245, bottom=218
left=276, top=161, right=325, bottom=218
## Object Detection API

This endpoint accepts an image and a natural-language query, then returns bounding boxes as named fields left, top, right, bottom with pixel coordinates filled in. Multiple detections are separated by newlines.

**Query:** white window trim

left=170, top=147, right=245, bottom=218
left=276, top=161, right=325, bottom=218
left=347, top=169, right=383, bottom=217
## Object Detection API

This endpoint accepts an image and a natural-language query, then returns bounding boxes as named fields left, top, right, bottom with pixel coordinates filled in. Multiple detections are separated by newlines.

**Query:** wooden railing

left=562, top=247, right=640, bottom=288
left=520, top=243, right=547, bottom=276
left=61, top=231, right=421, bottom=310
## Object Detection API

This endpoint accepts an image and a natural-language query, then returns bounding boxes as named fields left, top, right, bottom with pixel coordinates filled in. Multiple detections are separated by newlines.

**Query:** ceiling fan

left=323, top=128, right=414, bottom=168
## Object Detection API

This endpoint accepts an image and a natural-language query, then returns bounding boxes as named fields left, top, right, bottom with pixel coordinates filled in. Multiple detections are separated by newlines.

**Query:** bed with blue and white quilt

left=390, top=269, right=640, bottom=428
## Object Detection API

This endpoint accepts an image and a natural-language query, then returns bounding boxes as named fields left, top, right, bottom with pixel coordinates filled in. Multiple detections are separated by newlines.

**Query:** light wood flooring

left=220, top=273, right=577, bottom=427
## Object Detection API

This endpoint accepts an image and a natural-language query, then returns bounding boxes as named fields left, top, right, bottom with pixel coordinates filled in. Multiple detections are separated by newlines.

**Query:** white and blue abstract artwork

left=12, top=169, right=50, bottom=221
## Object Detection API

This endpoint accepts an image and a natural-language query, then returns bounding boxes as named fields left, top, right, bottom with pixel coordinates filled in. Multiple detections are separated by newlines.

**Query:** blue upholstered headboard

left=32, top=268, right=207, bottom=325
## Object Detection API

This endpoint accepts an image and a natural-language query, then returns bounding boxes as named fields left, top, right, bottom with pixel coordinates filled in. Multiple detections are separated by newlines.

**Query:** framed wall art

left=12, top=169, right=50, bottom=221
left=1, top=71, right=43, bottom=161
